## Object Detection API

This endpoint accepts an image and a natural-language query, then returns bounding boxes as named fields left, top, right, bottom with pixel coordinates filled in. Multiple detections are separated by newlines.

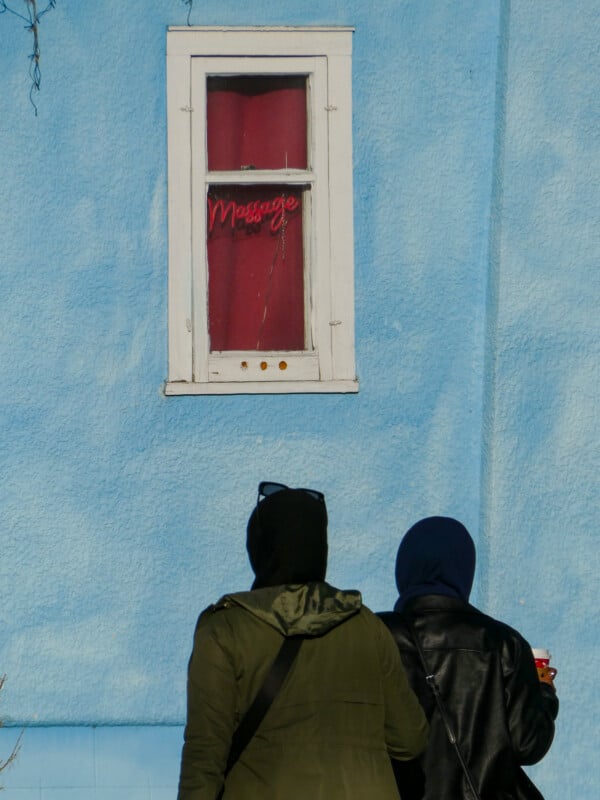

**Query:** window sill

left=164, top=379, right=359, bottom=396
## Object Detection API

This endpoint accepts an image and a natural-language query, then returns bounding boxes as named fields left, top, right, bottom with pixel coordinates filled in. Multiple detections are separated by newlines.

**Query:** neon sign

left=208, top=194, right=300, bottom=234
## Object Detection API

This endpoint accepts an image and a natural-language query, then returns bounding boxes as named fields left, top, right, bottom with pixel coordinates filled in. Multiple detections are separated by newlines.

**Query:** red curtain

left=206, top=76, right=308, bottom=352
left=207, top=185, right=305, bottom=351
left=207, top=75, right=307, bottom=171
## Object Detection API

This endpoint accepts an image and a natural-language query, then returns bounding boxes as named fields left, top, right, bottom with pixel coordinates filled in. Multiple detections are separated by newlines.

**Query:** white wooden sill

left=164, top=379, right=359, bottom=396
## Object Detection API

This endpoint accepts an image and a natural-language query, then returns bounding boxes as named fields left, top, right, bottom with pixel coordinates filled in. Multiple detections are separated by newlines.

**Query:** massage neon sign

left=208, top=193, right=300, bottom=234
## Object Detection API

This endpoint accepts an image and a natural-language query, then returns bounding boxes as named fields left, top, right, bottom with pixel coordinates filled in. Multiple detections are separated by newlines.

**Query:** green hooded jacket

left=178, top=582, right=429, bottom=800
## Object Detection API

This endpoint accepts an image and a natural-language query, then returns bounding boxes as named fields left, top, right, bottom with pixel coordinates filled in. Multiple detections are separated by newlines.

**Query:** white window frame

left=165, top=27, right=358, bottom=395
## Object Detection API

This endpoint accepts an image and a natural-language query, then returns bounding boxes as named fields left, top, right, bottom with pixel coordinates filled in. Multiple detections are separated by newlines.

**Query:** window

left=166, top=27, right=357, bottom=394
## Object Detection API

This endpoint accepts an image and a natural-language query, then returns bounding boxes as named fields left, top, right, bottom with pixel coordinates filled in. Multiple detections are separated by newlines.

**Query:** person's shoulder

left=359, top=603, right=385, bottom=623
left=469, top=605, right=525, bottom=639
left=192, top=595, right=242, bottom=638
left=374, top=609, right=408, bottom=639
left=376, top=609, right=402, bottom=628
left=359, top=604, right=406, bottom=645
left=348, top=603, right=385, bottom=631
left=464, top=605, right=532, bottom=660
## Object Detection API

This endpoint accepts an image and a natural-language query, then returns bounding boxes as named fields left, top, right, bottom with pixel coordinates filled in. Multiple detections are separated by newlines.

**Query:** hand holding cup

left=532, top=648, right=557, bottom=688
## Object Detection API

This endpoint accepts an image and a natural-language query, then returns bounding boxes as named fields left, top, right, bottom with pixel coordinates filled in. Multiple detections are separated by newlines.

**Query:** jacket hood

left=394, top=516, right=476, bottom=612
left=247, top=488, right=328, bottom=589
left=224, top=581, right=361, bottom=637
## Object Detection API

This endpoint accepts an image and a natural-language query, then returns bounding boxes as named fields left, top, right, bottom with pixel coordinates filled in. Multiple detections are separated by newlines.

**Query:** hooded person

left=178, top=483, right=429, bottom=800
left=379, top=516, right=559, bottom=800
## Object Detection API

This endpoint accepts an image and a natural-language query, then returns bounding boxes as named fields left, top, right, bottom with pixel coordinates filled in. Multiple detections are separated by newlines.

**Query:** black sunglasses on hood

left=257, top=481, right=325, bottom=505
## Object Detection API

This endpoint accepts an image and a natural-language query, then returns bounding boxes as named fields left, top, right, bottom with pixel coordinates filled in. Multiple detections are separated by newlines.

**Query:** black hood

left=247, top=488, right=328, bottom=589
left=394, top=516, right=476, bottom=612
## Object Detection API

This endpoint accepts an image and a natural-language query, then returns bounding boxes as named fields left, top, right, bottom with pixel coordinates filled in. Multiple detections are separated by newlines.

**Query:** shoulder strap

left=406, top=616, right=483, bottom=800
left=218, top=635, right=304, bottom=798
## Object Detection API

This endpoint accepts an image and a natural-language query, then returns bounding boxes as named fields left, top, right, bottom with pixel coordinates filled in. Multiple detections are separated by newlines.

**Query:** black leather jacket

left=379, top=596, right=558, bottom=800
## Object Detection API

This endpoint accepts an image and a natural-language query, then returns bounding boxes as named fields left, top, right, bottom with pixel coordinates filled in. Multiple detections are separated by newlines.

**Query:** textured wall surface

left=0, top=0, right=597, bottom=796
left=480, top=3, right=600, bottom=796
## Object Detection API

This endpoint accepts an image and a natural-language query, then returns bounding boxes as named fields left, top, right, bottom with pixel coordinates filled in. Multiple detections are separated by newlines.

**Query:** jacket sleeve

left=177, top=612, right=237, bottom=800
left=376, top=618, right=430, bottom=762
left=504, top=631, right=559, bottom=766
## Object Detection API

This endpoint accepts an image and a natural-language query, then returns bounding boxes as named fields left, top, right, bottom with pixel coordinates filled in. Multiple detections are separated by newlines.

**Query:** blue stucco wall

left=1, top=0, right=597, bottom=796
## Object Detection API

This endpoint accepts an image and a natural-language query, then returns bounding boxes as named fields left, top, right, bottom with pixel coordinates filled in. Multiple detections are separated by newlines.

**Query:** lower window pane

left=207, top=185, right=306, bottom=352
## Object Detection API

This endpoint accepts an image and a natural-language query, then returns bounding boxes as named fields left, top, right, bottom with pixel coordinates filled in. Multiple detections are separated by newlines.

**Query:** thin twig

left=182, top=0, right=193, bottom=26
left=0, top=675, right=25, bottom=779
left=0, top=1, right=30, bottom=23
left=0, top=0, right=57, bottom=115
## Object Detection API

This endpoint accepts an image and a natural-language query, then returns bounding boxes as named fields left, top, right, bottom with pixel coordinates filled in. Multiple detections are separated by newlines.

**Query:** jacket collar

left=401, top=594, right=479, bottom=615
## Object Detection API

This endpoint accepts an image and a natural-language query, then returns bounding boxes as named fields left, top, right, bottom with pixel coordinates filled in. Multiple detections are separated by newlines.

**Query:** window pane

left=207, top=75, right=307, bottom=171
left=207, top=185, right=306, bottom=352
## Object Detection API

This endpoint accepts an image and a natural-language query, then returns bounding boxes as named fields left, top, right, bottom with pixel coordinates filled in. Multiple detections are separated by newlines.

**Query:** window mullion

left=207, top=170, right=315, bottom=185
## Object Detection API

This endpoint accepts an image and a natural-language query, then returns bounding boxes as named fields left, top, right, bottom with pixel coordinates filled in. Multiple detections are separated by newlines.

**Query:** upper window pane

left=207, top=75, right=308, bottom=171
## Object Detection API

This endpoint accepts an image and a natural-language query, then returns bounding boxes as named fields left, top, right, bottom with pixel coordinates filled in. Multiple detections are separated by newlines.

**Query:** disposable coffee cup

left=532, top=648, right=551, bottom=668
left=532, top=648, right=557, bottom=682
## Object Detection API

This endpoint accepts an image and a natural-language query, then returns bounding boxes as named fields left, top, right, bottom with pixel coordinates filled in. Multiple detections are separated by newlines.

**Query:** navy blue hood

left=394, top=516, right=476, bottom=612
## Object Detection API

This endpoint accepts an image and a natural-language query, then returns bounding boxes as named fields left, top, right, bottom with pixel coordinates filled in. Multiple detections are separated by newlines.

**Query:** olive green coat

left=178, top=582, right=428, bottom=800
